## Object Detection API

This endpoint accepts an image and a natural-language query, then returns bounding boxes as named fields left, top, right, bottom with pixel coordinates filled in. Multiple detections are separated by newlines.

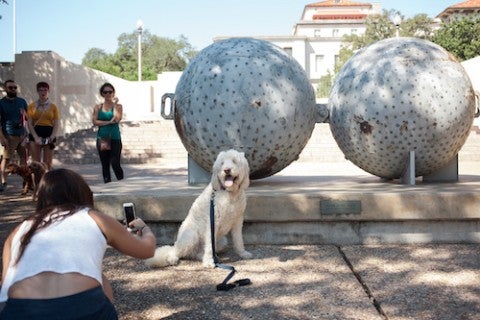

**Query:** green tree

left=432, top=17, right=480, bottom=61
left=342, top=10, right=434, bottom=53
left=315, top=10, right=435, bottom=99
left=342, top=10, right=400, bottom=51
left=334, top=46, right=355, bottom=76
left=316, top=71, right=333, bottom=98
left=82, top=30, right=197, bottom=81
left=402, top=14, right=434, bottom=39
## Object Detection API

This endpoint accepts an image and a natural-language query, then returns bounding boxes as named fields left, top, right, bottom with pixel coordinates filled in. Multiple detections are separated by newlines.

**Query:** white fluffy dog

left=145, top=149, right=252, bottom=268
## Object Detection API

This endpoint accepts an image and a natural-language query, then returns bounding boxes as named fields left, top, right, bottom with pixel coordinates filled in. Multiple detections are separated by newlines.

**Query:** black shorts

left=29, top=125, right=53, bottom=141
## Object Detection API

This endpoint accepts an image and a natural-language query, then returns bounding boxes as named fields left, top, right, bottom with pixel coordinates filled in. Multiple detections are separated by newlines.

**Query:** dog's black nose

left=224, top=168, right=231, bottom=175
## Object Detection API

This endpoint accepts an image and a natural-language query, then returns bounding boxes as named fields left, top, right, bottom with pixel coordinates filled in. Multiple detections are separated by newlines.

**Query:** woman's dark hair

left=16, top=168, right=94, bottom=264
left=99, top=82, right=115, bottom=95
left=35, top=168, right=93, bottom=210
left=36, top=81, right=50, bottom=91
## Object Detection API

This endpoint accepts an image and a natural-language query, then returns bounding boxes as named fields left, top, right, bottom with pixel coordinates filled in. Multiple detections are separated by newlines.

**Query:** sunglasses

left=7, top=86, right=17, bottom=90
left=102, top=90, right=113, bottom=94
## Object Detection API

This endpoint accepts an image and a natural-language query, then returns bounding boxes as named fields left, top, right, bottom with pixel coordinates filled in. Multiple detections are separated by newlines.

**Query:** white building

left=291, top=0, right=380, bottom=80
left=436, top=0, right=480, bottom=22
left=216, top=0, right=381, bottom=88
left=217, top=0, right=480, bottom=91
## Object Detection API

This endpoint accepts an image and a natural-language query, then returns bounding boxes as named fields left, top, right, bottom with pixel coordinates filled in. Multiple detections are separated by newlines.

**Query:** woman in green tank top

left=92, top=83, right=124, bottom=183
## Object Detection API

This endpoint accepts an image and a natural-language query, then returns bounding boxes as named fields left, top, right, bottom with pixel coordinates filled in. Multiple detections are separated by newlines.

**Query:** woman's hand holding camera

left=128, top=218, right=150, bottom=236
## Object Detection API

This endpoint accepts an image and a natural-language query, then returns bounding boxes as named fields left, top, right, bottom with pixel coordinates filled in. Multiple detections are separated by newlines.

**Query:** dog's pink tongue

left=224, top=177, right=234, bottom=187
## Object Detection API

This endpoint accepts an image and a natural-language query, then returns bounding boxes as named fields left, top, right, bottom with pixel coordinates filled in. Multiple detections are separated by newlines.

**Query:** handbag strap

left=30, top=104, right=48, bottom=143
left=209, top=191, right=251, bottom=291
left=33, top=102, right=49, bottom=127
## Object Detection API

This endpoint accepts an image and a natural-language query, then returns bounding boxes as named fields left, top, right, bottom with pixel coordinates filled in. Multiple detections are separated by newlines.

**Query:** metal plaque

left=320, top=200, right=362, bottom=215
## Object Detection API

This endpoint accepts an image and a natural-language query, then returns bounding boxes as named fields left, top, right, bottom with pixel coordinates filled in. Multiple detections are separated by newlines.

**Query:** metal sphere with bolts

left=172, top=38, right=317, bottom=179
left=329, top=37, right=476, bottom=179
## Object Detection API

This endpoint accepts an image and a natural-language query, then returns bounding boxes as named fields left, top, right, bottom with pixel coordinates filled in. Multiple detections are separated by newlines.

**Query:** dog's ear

left=211, top=165, right=222, bottom=190
left=211, top=175, right=222, bottom=191
left=211, top=152, right=224, bottom=190
left=238, top=174, right=250, bottom=190
left=238, top=156, right=250, bottom=190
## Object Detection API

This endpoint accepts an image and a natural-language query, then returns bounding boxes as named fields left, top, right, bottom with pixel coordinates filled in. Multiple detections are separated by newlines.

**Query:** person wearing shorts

left=0, top=80, right=28, bottom=192
left=27, top=81, right=60, bottom=170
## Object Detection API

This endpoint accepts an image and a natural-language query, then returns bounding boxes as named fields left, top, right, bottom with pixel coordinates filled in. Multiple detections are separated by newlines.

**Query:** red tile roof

left=437, top=0, right=480, bottom=18
left=450, top=0, right=480, bottom=8
left=306, top=0, right=372, bottom=8
left=313, top=13, right=368, bottom=20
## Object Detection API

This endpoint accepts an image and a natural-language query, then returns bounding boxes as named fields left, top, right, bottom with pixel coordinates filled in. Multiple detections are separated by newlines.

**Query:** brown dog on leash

left=6, top=161, right=47, bottom=200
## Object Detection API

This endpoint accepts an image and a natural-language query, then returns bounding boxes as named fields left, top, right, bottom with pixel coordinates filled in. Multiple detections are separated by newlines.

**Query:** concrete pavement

left=1, top=160, right=480, bottom=319
left=103, top=243, right=480, bottom=320
left=79, top=159, right=480, bottom=319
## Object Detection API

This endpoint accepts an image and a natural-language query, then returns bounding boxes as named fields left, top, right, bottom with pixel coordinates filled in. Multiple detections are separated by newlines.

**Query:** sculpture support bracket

left=188, top=154, right=211, bottom=185
left=423, top=154, right=458, bottom=183
left=401, top=151, right=459, bottom=185
left=400, top=150, right=416, bottom=185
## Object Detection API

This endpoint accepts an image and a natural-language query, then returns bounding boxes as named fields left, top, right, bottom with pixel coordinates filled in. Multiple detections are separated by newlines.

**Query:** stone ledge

left=95, top=191, right=480, bottom=222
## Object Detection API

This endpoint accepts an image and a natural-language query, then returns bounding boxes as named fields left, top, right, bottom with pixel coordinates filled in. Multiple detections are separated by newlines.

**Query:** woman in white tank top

left=0, top=168, right=156, bottom=319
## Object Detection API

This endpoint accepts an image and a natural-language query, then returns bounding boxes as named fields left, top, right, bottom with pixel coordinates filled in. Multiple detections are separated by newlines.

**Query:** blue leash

left=210, top=193, right=251, bottom=291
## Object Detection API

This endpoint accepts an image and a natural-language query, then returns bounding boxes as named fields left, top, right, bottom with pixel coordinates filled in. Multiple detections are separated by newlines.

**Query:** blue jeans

left=0, top=286, right=118, bottom=319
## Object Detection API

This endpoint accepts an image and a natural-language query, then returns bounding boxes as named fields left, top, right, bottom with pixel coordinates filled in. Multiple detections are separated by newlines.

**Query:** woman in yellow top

left=27, top=82, right=60, bottom=170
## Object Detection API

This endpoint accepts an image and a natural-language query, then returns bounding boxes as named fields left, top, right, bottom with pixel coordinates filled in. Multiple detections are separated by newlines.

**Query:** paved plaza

left=0, top=161, right=479, bottom=319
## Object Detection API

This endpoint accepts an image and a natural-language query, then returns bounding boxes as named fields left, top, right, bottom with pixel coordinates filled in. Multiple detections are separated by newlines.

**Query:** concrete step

left=55, top=121, right=480, bottom=166
left=75, top=161, right=480, bottom=246
left=55, top=120, right=187, bottom=164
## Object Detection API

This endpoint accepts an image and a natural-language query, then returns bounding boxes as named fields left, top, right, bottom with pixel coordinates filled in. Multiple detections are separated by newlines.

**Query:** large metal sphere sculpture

left=329, top=37, right=476, bottom=179
left=173, top=38, right=317, bottom=179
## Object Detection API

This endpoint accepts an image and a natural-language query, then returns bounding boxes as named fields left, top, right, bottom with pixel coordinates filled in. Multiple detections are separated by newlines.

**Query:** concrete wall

left=0, top=50, right=182, bottom=136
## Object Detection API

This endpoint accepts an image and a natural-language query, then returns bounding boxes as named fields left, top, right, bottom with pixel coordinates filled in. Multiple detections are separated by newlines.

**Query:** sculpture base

left=93, top=161, right=480, bottom=245
left=401, top=151, right=459, bottom=185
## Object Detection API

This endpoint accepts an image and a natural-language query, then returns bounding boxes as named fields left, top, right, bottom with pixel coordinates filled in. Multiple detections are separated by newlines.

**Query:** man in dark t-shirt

left=0, top=80, right=28, bottom=191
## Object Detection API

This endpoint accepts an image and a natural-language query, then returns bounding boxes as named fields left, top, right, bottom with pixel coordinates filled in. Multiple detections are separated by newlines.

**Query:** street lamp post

left=393, top=14, right=402, bottom=38
left=13, top=0, right=16, bottom=57
left=136, top=19, right=144, bottom=81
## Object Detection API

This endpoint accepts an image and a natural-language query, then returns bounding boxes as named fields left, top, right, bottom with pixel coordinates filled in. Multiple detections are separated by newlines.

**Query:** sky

left=0, top=0, right=460, bottom=64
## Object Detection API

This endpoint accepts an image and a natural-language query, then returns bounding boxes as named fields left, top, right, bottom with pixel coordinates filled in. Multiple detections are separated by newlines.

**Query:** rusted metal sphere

left=329, top=37, right=476, bottom=179
left=173, top=38, right=316, bottom=179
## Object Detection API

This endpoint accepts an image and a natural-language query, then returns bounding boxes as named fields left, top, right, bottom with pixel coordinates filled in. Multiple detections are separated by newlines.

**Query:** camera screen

left=124, top=205, right=135, bottom=224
